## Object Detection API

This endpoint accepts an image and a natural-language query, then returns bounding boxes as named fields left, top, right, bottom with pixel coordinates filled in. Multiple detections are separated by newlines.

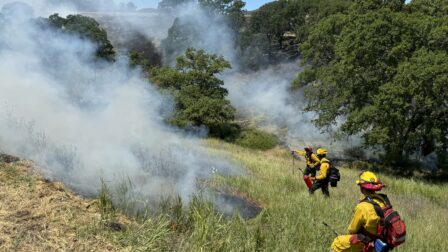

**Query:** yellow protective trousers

left=331, top=235, right=365, bottom=252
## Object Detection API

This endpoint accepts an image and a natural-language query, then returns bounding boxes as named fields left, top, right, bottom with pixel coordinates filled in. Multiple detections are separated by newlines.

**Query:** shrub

left=234, top=128, right=278, bottom=150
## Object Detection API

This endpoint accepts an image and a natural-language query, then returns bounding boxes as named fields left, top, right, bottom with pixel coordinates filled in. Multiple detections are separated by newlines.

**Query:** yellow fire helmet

left=356, top=171, right=385, bottom=191
left=316, top=148, right=327, bottom=155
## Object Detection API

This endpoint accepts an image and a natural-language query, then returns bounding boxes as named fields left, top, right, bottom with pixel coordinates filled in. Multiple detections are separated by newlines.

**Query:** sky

left=131, top=0, right=274, bottom=11
left=244, top=0, right=273, bottom=10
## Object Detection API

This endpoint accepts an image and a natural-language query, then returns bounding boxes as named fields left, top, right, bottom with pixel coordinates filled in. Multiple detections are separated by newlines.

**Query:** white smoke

left=83, top=2, right=236, bottom=64
left=80, top=1, right=358, bottom=155
left=80, top=9, right=174, bottom=49
left=0, top=2, right=240, bottom=207
left=169, top=3, right=237, bottom=64
left=0, top=0, right=75, bottom=16
left=0, top=0, right=362, bottom=215
left=223, top=62, right=359, bottom=155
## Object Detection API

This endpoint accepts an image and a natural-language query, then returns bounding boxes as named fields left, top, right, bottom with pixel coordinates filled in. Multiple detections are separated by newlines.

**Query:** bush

left=150, top=48, right=235, bottom=135
left=234, top=128, right=278, bottom=150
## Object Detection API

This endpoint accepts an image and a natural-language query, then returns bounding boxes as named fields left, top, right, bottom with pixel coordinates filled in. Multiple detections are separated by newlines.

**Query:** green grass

left=100, top=139, right=448, bottom=251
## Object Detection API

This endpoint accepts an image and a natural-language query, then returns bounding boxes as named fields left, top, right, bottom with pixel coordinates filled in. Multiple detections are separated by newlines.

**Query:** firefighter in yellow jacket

left=331, top=171, right=387, bottom=252
left=309, top=148, right=331, bottom=196
left=291, top=146, right=320, bottom=177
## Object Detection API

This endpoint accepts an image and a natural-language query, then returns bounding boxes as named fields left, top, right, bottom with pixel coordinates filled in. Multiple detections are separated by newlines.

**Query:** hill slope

left=0, top=160, right=132, bottom=251
left=1, top=140, right=447, bottom=251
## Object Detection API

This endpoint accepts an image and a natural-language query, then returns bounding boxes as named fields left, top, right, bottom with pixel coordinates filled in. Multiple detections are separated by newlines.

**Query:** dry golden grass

left=0, top=160, right=132, bottom=252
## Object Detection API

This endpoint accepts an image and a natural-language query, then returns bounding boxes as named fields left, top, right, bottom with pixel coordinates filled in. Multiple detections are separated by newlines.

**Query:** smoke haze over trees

left=0, top=1, right=448, bottom=251
left=45, top=13, right=116, bottom=61
left=0, top=1, right=241, bottom=209
left=0, top=0, right=446, bottom=207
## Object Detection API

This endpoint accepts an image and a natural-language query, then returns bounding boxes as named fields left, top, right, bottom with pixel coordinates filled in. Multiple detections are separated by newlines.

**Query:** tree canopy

left=238, top=0, right=351, bottom=70
left=199, top=0, right=246, bottom=30
left=294, top=0, right=448, bottom=171
left=150, top=48, right=235, bottom=135
left=47, top=14, right=115, bottom=61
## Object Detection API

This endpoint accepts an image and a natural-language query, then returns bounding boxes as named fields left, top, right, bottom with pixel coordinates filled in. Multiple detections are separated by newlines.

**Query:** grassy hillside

left=1, top=140, right=447, bottom=251
left=204, top=139, right=448, bottom=251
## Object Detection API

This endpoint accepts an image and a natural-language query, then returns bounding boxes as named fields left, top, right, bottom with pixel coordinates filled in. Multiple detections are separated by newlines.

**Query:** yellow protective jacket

left=315, top=157, right=330, bottom=180
left=294, top=150, right=320, bottom=168
left=348, top=194, right=387, bottom=236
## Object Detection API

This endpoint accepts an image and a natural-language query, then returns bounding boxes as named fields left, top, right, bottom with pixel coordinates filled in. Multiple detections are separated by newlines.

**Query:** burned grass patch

left=207, top=187, right=263, bottom=219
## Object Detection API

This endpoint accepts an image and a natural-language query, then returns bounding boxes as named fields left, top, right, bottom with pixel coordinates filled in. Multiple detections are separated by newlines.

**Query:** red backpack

left=363, top=194, right=406, bottom=248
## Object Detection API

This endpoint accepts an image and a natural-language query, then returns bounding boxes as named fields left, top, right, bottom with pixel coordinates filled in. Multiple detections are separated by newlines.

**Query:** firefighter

left=331, top=171, right=387, bottom=252
left=309, top=148, right=330, bottom=196
left=291, top=146, right=320, bottom=177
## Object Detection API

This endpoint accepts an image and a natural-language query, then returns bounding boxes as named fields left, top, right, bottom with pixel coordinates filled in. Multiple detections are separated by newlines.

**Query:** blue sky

left=131, top=0, right=274, bottom=11
left=131, top=0, right=412, bottom=10
left=244, top=0, right=273, bottom=10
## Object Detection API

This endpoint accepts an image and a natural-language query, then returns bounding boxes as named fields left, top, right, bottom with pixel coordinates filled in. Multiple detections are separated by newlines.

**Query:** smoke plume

left=0, top=1, right=240, bottom=209
left=223, top=62, right=359, bottom=155
left=0, top=0, right=361, bottom=212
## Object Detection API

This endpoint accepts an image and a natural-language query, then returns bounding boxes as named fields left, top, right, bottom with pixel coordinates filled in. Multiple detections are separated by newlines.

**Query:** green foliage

left=363, top=49, right=448, bottom=163
left=237, top=1, right=292, bottom=69
left=238, top=0, right=351, bottom=70
left=350, top=0, right=405, bottom=13
left=98, top=180, right=116, bottom=223
left=151, top=48, right=235, bottom=136
left=248, top=1, right=291, bottom=45
left=296, top=0, right=448, bottom=171
left=409, top=0, right=448, bottom=17
left=47, top=14, right=115, bottom=61
left=428, top=25, right=448, bottom=49
left=234, top=128, right=279, bottom=150
left=291, top=67, right=318, bottom=89
left=248, top=0, right=351, bottom=44
left=199, top=0, right=246, bottom=30
left=299, top=13, right=347, bottom=67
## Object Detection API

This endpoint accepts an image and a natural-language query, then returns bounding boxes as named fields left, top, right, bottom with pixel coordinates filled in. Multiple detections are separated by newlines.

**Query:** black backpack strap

left=378, top=193, right=392, bottom=207
left=363, top=197, right=384, bottom=218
